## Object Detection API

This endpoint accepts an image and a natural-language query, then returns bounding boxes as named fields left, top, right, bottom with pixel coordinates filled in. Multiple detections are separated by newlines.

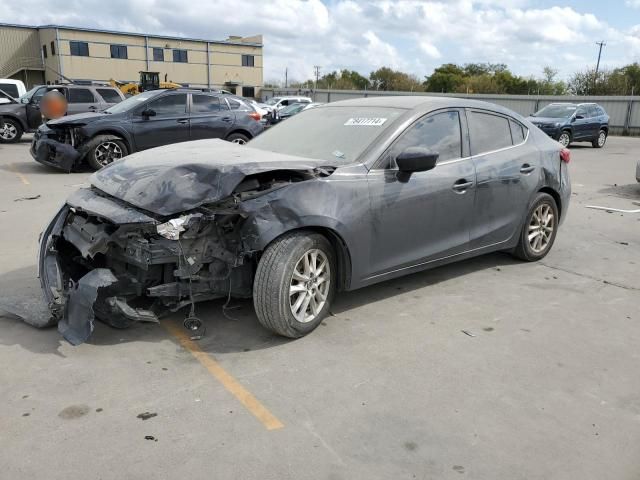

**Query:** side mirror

left=396, top=147, right=439, bottom=173
left=21, top=97, right=30, bottom=104
left=142, top=108, right=156, bottom=118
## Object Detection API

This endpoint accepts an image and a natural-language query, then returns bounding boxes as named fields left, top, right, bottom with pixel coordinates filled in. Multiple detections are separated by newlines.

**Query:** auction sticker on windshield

left=344, top=118, right=387, bottom=126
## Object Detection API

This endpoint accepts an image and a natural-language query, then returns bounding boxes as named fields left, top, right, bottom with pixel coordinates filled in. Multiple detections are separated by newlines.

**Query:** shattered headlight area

left=40, top=190, right=253, bottom=345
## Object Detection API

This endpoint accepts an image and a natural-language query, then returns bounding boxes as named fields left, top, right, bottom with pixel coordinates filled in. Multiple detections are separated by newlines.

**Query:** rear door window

left=390, top=111, right=462, bottom=166
left=192, top=94, right=222, bottom=113
left=587, top=105, right=599, bottom=118
left=96, top=88, right=122, bottom=103
left=469, top=111, right=513, bottom=155
left=68, top=88, right=96, bottom=103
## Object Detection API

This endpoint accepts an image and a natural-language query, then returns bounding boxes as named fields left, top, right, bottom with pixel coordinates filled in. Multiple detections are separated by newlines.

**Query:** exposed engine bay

left=40, top=166, right=333, bottom=345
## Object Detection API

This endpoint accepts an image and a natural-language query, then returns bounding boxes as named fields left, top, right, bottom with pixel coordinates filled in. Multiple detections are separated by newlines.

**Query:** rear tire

left=86, top=136, right=128, bottom=170
left=253, top=231, right=336, bottom=338
left=227, top=132, right=249, bottom=145
left=512, top=193, right=559, bottom=262
left=0, top=118, right=23, bottom=143
left=557, top=130, right=571, bottom=148
left=592, top=129, right=607, bottom=148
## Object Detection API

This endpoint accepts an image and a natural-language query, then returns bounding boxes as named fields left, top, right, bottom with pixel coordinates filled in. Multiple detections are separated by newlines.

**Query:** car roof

left=547, top=102, right=600, bottom=106
left=325, top=95, right=523, bottom=116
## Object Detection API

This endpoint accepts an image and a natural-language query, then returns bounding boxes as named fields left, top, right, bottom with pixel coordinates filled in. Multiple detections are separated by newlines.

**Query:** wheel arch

left=1, top=114, right=27, bottom=131
left=226, top=129, right=253, bottom=141
left=89, top=129, right=132, bottom=152
left=256, top=225, right=353, bottom=292
left=538, top=186, right=562, bottom=220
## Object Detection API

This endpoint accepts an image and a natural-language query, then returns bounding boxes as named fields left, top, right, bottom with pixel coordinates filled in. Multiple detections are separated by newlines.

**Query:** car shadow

left=0, top=252, right=520, bottom=356
left=597, top=183, right=640, bottom=200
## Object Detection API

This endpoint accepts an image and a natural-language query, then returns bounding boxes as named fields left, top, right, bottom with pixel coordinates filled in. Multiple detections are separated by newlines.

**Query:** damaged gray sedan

left=37, top=97, right=571, bottom=344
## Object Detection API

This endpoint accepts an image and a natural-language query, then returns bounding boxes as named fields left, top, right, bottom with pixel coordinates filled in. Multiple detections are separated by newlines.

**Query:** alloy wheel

left=0, top=122, right=17, bottom=141
left=231, top=138, right=246, bottom=145
left=558, top=132, right=570, bottom=147
left=528, top=204, right=555, bottom=253
left=94, top=141, right=123, bottom=166
left=597, top=131, right=606, bottom=147
left=289, top=248, right=331, bottom=323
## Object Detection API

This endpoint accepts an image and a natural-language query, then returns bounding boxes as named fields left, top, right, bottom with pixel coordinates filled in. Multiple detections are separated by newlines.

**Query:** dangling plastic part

left=184, top=314, right=205, bottom=340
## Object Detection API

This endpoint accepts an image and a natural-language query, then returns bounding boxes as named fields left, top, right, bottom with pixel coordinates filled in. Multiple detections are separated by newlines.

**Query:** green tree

left=369, top=67, right=423, bottom=91
left=423, top=63, right=465, bottom=92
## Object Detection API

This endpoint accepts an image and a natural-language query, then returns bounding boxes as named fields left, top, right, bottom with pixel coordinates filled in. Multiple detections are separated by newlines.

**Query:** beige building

left=0, top=23, right=263, bottom=97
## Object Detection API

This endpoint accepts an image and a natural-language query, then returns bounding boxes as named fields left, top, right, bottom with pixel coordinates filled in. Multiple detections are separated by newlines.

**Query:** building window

left=70, top=41, right=89, bottom=57
left=110, top=45, right=128, bottom=59
left=42, top=45, right=48, bottom=59
left=153, top=47, right=164, bottom=62
left=50, top=41, right=56, bottom=56
left=241, top=55, right=254, bottom=67
left=173, top=49, right=188, bottom=63
left=242, top=86, right=255, bottom=98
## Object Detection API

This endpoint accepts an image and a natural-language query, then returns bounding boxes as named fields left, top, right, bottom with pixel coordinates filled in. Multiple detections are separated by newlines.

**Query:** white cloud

left=2, top=0, right=639, bottom=84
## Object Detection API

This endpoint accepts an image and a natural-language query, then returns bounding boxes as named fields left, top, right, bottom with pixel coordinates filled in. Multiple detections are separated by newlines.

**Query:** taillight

left=249, top=112, right=261, bottom=121
left=560, top=148, right=570, bottom=163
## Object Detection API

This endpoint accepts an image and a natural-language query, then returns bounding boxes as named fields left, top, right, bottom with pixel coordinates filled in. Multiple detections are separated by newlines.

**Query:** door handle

left=88, top=106, right=97, bottom=111
left=452, top=179, right=473, bottom=193
left=222, top=116, right=232, bottom=122
left=177, top=118, right=188, bottom=124
left=520, top=164, right=535, bottom=174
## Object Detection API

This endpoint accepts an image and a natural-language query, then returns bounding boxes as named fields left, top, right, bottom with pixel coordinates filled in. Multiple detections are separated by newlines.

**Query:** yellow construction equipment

left=109, top=71, right=181, bottom=96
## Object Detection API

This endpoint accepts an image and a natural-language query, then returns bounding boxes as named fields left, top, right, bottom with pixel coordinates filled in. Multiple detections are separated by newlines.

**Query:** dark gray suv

left=31, top=89, right=264, bottom=171
left=0, top=84, right=125, bottom=143
left=528, top=102, right=609, bottom=148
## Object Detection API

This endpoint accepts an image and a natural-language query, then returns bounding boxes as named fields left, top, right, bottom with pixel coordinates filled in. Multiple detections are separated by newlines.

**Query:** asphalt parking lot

left=1, top=134, right=639, bottom=480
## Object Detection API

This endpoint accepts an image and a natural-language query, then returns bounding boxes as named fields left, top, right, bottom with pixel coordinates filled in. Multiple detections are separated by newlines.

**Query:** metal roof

left=0, top=22, right=262, bottom=47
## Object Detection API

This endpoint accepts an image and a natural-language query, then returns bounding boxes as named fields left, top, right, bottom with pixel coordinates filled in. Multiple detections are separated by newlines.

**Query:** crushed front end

left=39, top=188, right=253, bottom=345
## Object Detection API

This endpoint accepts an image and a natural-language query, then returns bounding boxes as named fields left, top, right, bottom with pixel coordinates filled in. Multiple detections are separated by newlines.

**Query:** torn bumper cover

left=30, top=124, right=107, bottom=172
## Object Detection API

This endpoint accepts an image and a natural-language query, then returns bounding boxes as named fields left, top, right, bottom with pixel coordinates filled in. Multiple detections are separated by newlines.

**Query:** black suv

left=0, top=85, right=124, bottom=143
left=528, top=102, right=609, bottom=148
left=31, top=89, right=264, bottom=171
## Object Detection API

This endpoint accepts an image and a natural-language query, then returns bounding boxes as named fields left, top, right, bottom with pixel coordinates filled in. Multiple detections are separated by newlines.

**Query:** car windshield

left=533, top=104, right=577, bottom=118
left=249, top=106, right=405, bottom=164
left=265, top=97, right=281, bottom=105
left=104, top=90, right=159, bottom=114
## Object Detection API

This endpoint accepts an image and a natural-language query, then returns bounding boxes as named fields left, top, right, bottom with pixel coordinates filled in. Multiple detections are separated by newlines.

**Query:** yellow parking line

left=163, top=321, right=284, bottom=431
left=8, top=163, right=30, bottom=185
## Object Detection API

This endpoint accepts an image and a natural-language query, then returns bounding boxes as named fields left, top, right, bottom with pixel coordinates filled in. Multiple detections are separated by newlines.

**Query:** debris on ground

left=137, top=412, right=158, bottom=420
left=13, top=194, right=41, bottom=202
left=585, top=204, right=640, bottom=214
left=144, top=435, right=158, bottom=442
left=461, top=330, right=476, bottom=337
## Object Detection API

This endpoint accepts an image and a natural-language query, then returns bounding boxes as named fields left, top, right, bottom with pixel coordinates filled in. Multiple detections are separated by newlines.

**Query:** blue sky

left=3, top=0, right=640, bottom=84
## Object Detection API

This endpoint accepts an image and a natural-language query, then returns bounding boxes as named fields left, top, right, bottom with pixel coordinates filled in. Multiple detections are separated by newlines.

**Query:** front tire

left=0, top=118, right=23, bottom=143
left=512, top=193, right=559, bottom=262
left=253, top=231, right=336, bottom=338
left=86, top=136, right=128, bottom=170
left=592, top=129, right=607, bottom=148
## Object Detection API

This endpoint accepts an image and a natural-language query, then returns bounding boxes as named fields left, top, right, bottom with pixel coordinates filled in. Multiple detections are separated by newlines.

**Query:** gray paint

left=38, top=96, right=571, bottom=344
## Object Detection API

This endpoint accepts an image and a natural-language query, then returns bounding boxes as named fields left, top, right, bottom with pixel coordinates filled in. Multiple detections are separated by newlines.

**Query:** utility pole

left=284, top=68, right=288, bottom=89
left=594, top=41, right=606, bottom=93
left=313, top=65, right=321, bottom=90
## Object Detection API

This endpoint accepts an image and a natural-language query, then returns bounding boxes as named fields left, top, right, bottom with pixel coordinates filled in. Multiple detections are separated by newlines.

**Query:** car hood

left=47, top=111, right=111, bottom=127
left=0, top=102, right=23, bottom=113
left=90, top=139, right=333, bottom=216
left=528, top=116, right=566, bottom=125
